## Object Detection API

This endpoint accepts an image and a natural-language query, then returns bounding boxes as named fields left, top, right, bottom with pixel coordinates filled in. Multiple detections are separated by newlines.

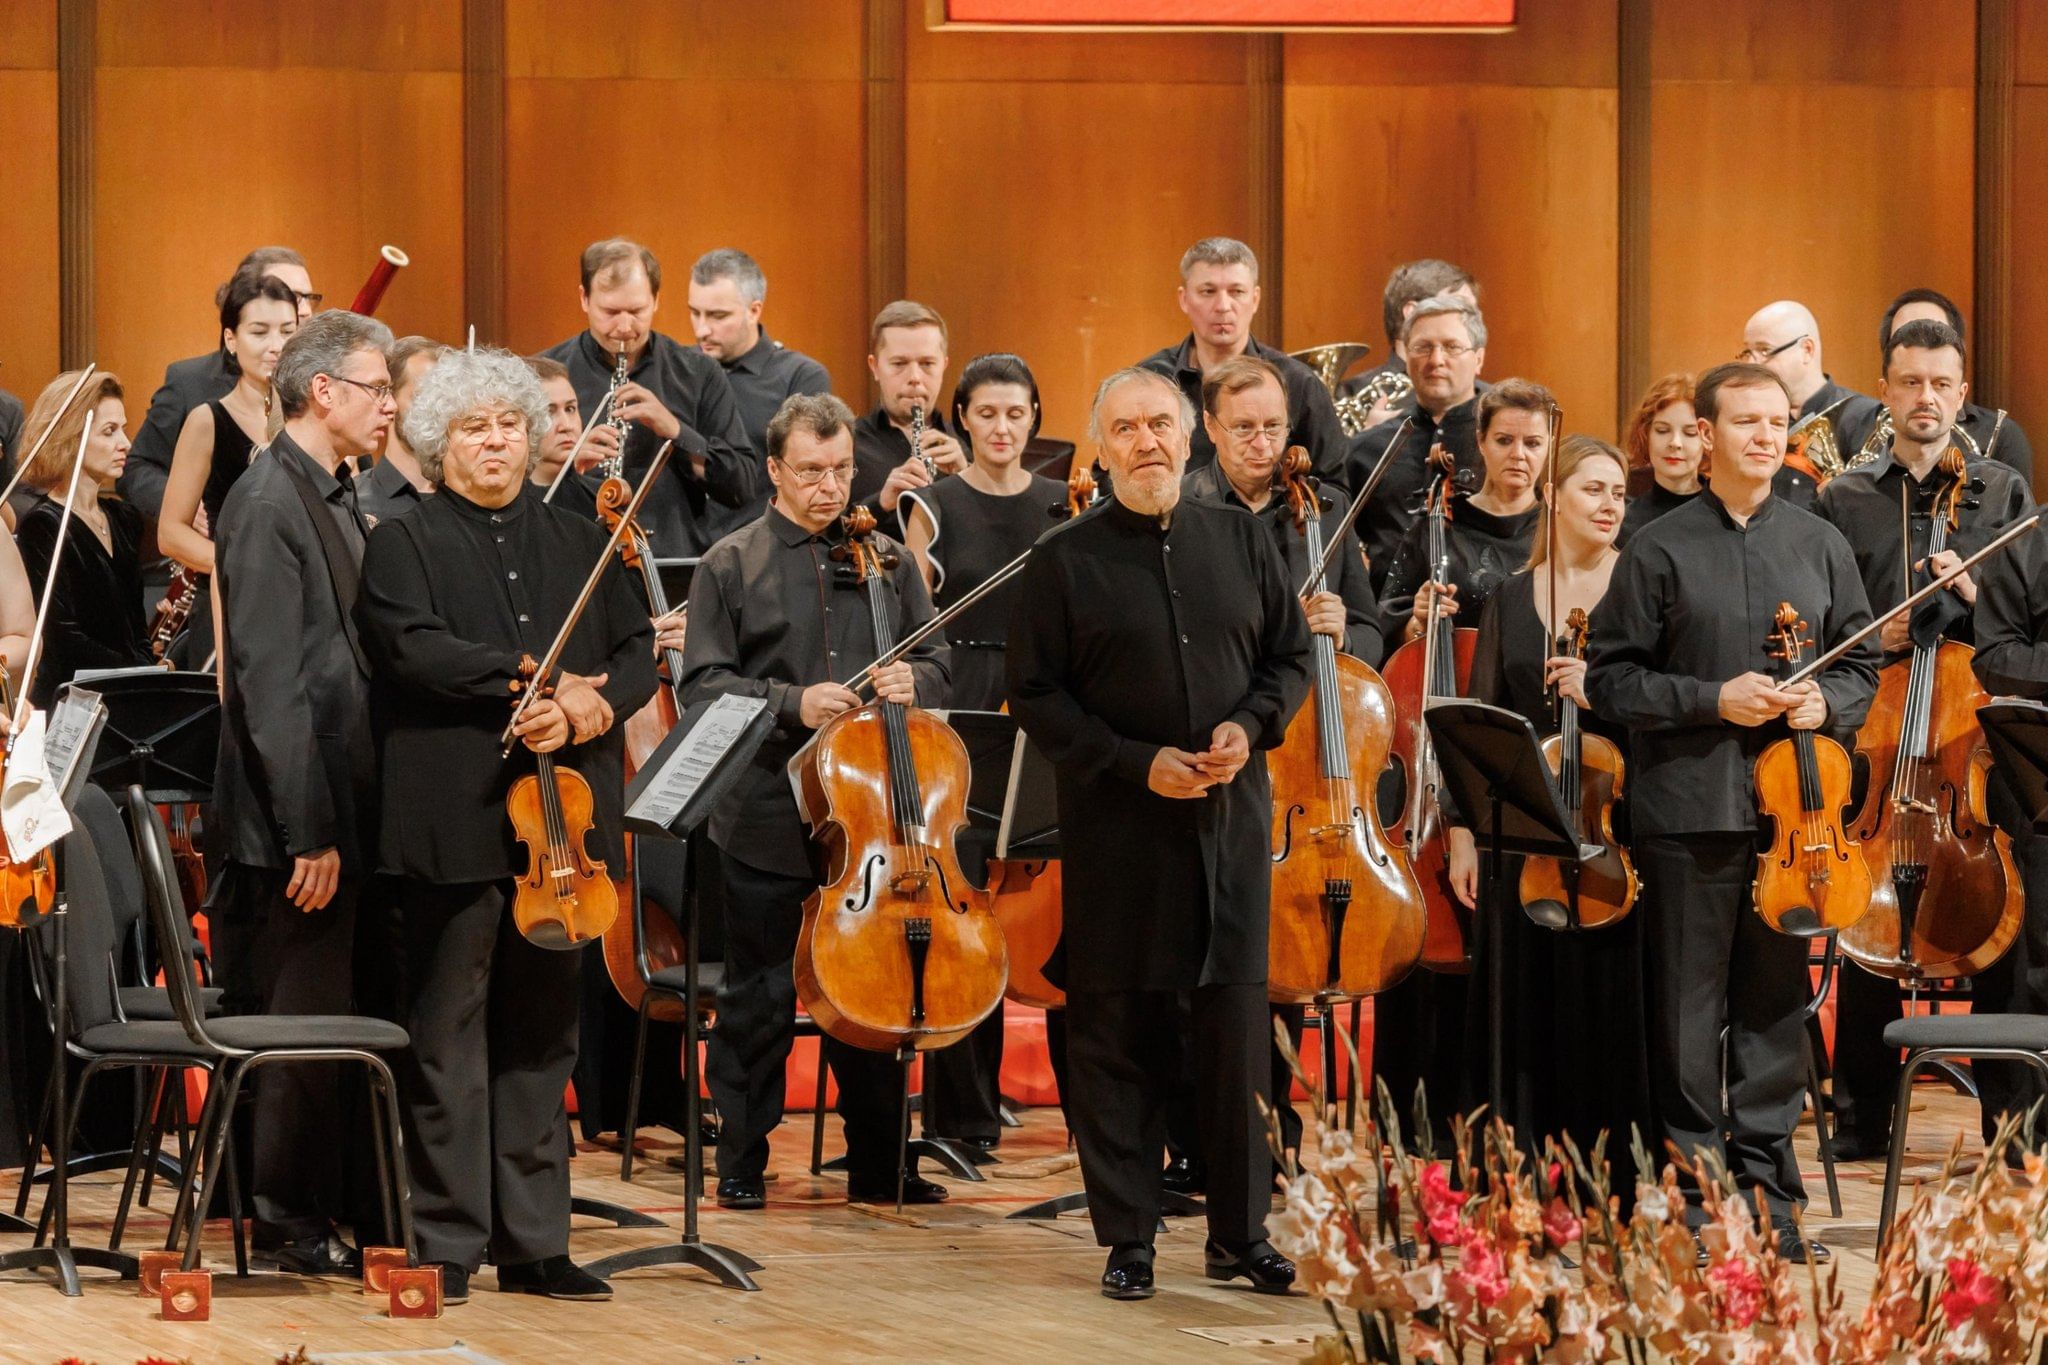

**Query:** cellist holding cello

left=357, top=349, right=656, bottom=1304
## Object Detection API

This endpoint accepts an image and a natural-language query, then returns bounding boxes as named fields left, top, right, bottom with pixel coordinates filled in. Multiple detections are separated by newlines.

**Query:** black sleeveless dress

left=1463, top=570, right=1652, bottom=1180
left=902, top=473, right=1066, bottom=709
left=202, top=398, right=259, bottom=535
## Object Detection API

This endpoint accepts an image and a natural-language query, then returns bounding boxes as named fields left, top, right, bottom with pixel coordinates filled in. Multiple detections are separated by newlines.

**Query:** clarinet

left=909, top=403, right=935, bottom=479
left=604, top=344, right=634, bottom=480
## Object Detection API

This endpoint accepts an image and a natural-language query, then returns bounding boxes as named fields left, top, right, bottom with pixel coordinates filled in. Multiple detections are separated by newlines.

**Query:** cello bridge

left=1310, top=822, right=1355, bottom=843
left=889, top=869, right=933, bottom=895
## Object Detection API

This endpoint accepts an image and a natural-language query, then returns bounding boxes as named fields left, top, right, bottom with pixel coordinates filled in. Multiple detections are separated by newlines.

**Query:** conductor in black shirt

left=538, top=238, right=757, bottom=556
left=358, top=349, right=656, bottom=1304
left=1009, top=366, right=1311, bottom=1301
left=1588, top=362, right=1878, bottom=1261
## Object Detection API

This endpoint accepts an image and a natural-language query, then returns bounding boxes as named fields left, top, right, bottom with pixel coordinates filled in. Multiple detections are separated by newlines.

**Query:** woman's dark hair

left=950, top=352, right=1042, bottom=446
left=218, top=271, right=302, bottom=376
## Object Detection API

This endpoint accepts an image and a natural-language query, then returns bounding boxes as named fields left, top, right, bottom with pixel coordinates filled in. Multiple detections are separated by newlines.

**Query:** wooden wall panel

left=90, top=0, right=463, bottom=405
left=2008, top=87, right=2048, bottom=471
left=500, top=0, right=867, bottom=398
left=902, top=79, right=1252, bottom=442
left=0, top=1, right=59, bottom=404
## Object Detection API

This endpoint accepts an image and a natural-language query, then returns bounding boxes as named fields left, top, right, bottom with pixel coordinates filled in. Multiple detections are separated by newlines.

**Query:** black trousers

left=394, top=879, right=581, bottom=1270
left=1065, top=980, right=1269, bottom=1248
left=1638, top=834, right=1810, bottom=1209
left=213, top=861, right=360, bottom=1241
left=922, top=1005, right=1006, bottom=1142
left=1974, top=818, right=2048, bottom=1143
left=706, top=853, right=901, bottom=1183
left=1371, top=968, right=1468, bottom=1144
left=1166, top=1002, right=1305, bottom=1171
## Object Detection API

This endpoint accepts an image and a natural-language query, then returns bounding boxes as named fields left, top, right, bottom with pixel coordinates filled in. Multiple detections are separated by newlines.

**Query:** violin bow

left=9, top=421, right=97, bottom=744
left=540, top=388, right=618, bottom=504
left=1544, top=401, right=1562, bottom=721
left=1780, top=509, right=2044, bottom=689
left=845, top=546, right=1033, bottom=696
left=1298, top=414, right=1414, bottom=597
left=501, top=440, right=673, bottom=752
left=0, top=365, right=97, bottom=513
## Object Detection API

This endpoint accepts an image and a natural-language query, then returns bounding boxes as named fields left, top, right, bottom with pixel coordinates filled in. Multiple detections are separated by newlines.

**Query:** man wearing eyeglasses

left=1346, top=292, right=1489, bottom=594
left=1138, top=237, right=1346, bottom=484
left=1739, top=301, right=1883, bottom=497
left=121, top=245, right=320, bottom=518
left=679, top=392, right=952, bottom=1211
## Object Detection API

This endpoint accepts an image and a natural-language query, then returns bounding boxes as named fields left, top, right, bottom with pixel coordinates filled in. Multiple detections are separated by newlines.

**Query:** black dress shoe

left=1101, top=1242, right=1155, bottom=1300
left=1772, top=1218, right=1829, bottom=1264
left=716, top=1177, right=766, bottom=1210
left=497, top=1255, right=613, bottom=1301
left=847, top=1173, right=949, bottom=1205
left=1823, top=1132, right=1890, bottom=1162
left=1160, top=1156, right=1206, bottom=1197
left=1204, top=1238, right=1296, bottom=1294
left=433, top=1262, right=471, bottom=1305
left=256, top=1229, right=361, bottom=1276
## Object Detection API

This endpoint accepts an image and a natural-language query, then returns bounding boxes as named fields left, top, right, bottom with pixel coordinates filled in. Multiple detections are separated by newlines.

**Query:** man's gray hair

left=273, top=310, right=394, bottom=420
left=1179, top=236, right=1259, bottom=283
left=402, top=347, right=552, bottom=485
left=1400, top=291, right=1487, bottom=350
left=691, top=248, right=767, bottom=306
left=1087, top=367, right=1195, bottom=445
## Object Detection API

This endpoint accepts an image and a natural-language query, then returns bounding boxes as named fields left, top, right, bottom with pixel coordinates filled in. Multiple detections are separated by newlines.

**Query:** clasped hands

left=1146, top=721, right=1250, bottom=800
left=514, top=671, right=614, bottom=753
left=1718, top=672, right=1827, bottom=730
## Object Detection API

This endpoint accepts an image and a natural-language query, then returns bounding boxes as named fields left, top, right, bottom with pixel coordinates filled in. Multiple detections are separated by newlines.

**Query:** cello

left=791, top=507, right=1007, bottom=1052
left=1517, top=608, right=1637, bottom=930
left=1752, top=602, right=1871, bottom=936
left=1843, top=458, right=2022, bottom=978
left=1380, top=443, right=1478, bottom=972
left=1267, top=446, right=1425, bottom=1001
left=983, top=459, right=1099, bottom=1011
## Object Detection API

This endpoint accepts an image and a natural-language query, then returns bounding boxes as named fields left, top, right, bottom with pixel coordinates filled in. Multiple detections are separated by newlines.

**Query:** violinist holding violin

left=678, top=392, right=952, bottom=1211
left=1587, top=362, right=1877, bottom=1260
left=1815, top=319, right=2031, bottom=1158
left=357, top=350, right=656, bottom=1304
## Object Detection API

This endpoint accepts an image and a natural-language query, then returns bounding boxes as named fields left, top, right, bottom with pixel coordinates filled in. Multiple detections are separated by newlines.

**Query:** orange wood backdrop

left=2, top=0, right=2040, bottom=478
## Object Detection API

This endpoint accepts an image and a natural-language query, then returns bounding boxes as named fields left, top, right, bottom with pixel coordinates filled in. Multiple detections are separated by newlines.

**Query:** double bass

left=792, top=507, right=1007, bottom=1052
left=1843, top=459, right=2023, bottom=978
left=1752, top=603, right=1870, bottom=936
left=1517, top=608, right=1637, bottom=930
left=1267, top=447, right=1425, bottom=1001
left=1381, top=444, right=1478, bottom=972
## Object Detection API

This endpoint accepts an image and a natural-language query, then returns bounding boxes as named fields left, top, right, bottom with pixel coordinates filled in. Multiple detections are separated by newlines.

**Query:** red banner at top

left=939, top=0, right=1514, bottom=28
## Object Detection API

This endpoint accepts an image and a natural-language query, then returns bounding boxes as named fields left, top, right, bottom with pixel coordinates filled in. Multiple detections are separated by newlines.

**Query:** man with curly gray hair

left=358, top=345, right=659, bottom=1304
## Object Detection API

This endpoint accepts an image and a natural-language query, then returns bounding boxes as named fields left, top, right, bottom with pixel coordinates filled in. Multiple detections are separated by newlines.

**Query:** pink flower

left=1708, top=1258, right=1765, bottom=1328
left=1453, top=1238, right=1510, bottom=1308
left=1543, top=1195, right=1582, bottom=1249
left=1941, top=1257, right=2002, bottom=1328
left=1417, top=1161, right=1470, bottom=1246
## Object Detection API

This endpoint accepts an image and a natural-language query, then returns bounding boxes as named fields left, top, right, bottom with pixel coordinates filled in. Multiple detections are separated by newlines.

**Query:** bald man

left=1740, top=302, right=1884, bottom=491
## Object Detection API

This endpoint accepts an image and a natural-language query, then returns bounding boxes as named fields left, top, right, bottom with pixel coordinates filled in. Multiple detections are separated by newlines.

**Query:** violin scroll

left=1064, top=460, right=1099, bottom=519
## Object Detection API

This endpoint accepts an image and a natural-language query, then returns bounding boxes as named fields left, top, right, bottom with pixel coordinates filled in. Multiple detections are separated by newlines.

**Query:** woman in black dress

left=159, top=270, right=301, bottom=576
left=900, top=353, right=1066, bottom=1149
left=1621, top=372, right=1704, bottom=541
left=1446, top=435, right=1651, bottom=1180
left=12, top=371, right=151, bottom=707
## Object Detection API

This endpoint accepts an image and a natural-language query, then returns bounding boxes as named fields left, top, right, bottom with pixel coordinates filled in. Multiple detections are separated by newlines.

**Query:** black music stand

left=75, top=671, right=219, bottom=804
left=1424, top=701, right=1592, bottom=1123
left=584, top=695, right=774, bottom=1292
left=993, top=729, right=1205, bottom=1227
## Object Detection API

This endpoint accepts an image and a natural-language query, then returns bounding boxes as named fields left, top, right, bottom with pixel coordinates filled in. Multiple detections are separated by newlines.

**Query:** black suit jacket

left=212, top=432, right=377, bottom=870
left=121, top=352, right=235, bottom=519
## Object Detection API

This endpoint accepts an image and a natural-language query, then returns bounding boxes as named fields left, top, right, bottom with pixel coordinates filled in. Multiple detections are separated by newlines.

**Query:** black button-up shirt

left=1182, top=462, right=1383, bottom=664
left=1137, top=335, right=1346, bottom=485
left=1343, top=396, right=1483, bottom=593
left=679, top=505, right=950, bottom=878
left=851, top=405, right=960, bottom=526
left=1621, top=481, right=1701, bottom=544
left=1587, top=489, right=1878, bottom=837
left=707, top=330, right=834, bottom=541
left=1816, top=441, right=2032, bottom=651
left=357, top=483, right=657, bottom=882
left=1972, top=520, right=2048, bottom=700
left=353, top=455, right=429, bottom=529
left=537, top=328, right=758, bottom=555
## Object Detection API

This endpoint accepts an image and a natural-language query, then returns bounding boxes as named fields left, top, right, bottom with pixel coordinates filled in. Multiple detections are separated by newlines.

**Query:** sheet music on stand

left=45, top=687, right=109, bottom=808
left=69, top=664, right=175, bottom=687
left=625, top=693, right=774, bottom=838
left=995, top=728, right=1060, bottom=860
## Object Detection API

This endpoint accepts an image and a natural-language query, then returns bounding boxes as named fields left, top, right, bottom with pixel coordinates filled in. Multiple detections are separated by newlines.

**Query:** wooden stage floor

left=0, top=1086, right=1998, bottom=1364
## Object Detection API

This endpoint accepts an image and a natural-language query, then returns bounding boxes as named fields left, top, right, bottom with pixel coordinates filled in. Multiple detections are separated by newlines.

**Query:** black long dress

left=1462, top=570, right=1652, bottom=1179
left=201, top=398, right=259, bottom=535
left=13, top=494, right=152, bottom=707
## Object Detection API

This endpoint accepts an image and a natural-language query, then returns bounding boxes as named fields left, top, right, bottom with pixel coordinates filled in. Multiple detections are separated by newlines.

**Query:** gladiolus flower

left=1543, top=1195, right=1583, bottom=1248
left=1708, top=1258, right=1765, bottom=1328
left=1453, top=1238, right=1510, bottom=1308
left=1941, top=1257, right=2002, bottom=1328
left=1417, top=1160, right=1470, bottom=1246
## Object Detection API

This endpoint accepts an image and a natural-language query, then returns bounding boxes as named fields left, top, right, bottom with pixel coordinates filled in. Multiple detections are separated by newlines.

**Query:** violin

left=1267, top=447, right=1425, bottom=1002
left=593, top=473, right=691, bottom=1015
left=1517, top=607, right=1637, bottom=930
left=1844, top=456, right=2022, bottom=979
left=792, top=507, right=1007, bottom=1052
left=1752, top=603, right=1870, bottom=936
left=1380, top=443, right=1478, bottom=972
left=0, top=664, right=56, bottom=929
left=506, top=655, right=620, bottom=948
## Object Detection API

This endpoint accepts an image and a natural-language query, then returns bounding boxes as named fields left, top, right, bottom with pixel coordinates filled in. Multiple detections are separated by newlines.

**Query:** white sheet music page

left=631, top=693, right=768, bottom=829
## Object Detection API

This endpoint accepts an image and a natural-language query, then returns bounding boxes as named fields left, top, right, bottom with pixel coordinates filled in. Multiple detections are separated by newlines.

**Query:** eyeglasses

left=330, top=375, right=396, bottom=403
left=775, top=458, right=855, bottom=488
left=1224, top=421, right=1288, bottom=445
left=1737, top=334, right=1807, bottom=364
left=292, top=291, right=324, bottom=310
left=1409, top=342, right=1474, bottom=361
